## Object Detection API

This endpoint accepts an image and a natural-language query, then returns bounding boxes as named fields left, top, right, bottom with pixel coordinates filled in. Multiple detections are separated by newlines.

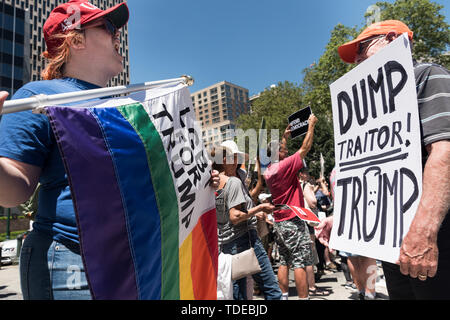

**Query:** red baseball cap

left=338, top=20, right=413, bottom=64
left=43, top=0, right=129, bottom=58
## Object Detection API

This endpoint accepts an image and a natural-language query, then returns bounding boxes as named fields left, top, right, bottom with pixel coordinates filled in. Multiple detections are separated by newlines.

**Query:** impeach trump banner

left=329, top=34, right=422, bottom=263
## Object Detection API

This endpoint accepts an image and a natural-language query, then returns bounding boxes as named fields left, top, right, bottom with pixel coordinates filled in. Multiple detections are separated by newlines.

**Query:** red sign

left=287, top=205, right=321, bottom=225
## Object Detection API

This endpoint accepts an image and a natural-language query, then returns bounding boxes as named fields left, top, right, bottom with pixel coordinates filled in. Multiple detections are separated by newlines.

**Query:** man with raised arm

left=264, top=114, right=319, bottom=300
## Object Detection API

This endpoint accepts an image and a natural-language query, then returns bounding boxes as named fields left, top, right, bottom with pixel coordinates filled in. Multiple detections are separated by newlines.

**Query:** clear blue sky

left=127, top=0, right=449, bottom=96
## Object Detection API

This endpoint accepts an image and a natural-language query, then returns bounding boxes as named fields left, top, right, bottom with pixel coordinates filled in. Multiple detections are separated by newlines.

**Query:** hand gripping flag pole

left=1, top=75, right=194, bottom=115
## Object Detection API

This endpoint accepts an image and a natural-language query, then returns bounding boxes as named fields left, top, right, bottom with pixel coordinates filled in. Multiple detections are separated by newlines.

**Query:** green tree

left=237, top=81, right=303, bottom=135
left=374, top=0, right=450, bottom=68
left=299, top=24, right=359, bottom=178
left=236, top=81, right=309, bottom=171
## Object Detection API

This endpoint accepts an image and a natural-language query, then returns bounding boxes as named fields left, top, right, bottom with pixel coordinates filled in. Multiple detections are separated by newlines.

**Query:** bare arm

left=280, top=125, right=290, bottom=152
left=0, top=157, right=41, bottom=208
left=313, top=184, right=320, bottom=193
left=249, top=159, right=263, bottom=202
left=298, top=114, right=318, bottom=159
left=303, top=183, right=318, bottom=210
left=398, top=140, right=450, bottom=278
left=229, top=202, right=274, bottom=225
left=317, top=177, right=330, bottom=197
left=0, top=92, right=41, bottom=207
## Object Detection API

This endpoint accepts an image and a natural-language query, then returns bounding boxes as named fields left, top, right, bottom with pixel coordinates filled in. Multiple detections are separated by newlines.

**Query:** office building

left=0, top=2, right=30, bottom=95
left=191, top=81, right=250, bottom=150
left=2, top=0, right=130, bottom=88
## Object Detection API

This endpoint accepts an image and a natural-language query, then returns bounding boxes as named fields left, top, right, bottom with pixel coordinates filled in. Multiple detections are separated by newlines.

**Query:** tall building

left=191, top=81, right=250, bottom=150
left=0, top=2, right=31, bottom=95
left=2, top=0, right=130, bottom=89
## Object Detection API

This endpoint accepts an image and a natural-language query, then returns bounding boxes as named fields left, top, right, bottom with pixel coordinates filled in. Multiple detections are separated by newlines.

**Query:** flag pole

left=1, top=75, right=194, bottom=115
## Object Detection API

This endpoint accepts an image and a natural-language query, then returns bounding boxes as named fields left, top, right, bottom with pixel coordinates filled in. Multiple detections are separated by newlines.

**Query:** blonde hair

left=41, top=30, right=84, bottom=80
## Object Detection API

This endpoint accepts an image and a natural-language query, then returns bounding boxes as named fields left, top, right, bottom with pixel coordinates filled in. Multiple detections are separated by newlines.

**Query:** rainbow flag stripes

left=45, top=84, right=218, bottom=300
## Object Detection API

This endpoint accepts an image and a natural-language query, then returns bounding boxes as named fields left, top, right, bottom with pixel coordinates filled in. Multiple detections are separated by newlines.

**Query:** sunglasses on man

left=357, top=34, right=386, bottom=55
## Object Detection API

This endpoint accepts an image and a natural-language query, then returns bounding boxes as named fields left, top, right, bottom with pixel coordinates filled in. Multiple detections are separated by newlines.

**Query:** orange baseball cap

left=338, top=20, right=413, bottom=64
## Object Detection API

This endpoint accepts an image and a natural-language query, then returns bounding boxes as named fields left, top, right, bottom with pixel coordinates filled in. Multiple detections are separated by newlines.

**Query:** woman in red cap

left=0, top=1, right=130, bottom=300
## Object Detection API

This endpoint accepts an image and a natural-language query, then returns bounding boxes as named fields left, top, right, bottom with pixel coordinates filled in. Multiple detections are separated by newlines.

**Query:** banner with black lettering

left=328, top=34, right=422, bottom=263
left=44, top=84, right=218, bottom=299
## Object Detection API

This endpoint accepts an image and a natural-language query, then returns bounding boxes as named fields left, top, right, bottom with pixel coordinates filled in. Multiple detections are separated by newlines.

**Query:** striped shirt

left=414, top=62, right=450, bottom=149
left=414, top=62, right=450, bottom=242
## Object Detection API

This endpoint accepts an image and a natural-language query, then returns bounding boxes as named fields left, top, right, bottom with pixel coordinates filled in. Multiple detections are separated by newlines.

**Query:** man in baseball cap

left=338, top=20, right=413, bottom=64
left=44, top=0, right=129, bottom=58
left=337, top=20, right=450, bottom=300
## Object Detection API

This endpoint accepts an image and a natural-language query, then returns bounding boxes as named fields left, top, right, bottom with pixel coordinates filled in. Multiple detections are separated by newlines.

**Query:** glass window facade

left=0, top=3, right=28, bottom=95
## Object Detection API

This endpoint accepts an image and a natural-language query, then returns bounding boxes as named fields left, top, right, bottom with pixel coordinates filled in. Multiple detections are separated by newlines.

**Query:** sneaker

left=343, top=282, right=355, bottom=290
left=325, top=262, right=338, bottom=272
left=365, top=292, right=376, bottom=300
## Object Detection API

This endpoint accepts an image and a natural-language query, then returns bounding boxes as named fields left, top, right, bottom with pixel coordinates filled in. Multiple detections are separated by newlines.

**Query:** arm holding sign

left=398, top=140, right=450, bottom=279
left=298, top=114, right=318, bottom=159
left=396, top=62, right=450, bottom=281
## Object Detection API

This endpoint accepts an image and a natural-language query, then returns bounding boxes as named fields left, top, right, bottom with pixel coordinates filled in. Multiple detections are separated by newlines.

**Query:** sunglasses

left=357, top=34, right=386, bottom=55
left=82, top=19, right=118, bottom=37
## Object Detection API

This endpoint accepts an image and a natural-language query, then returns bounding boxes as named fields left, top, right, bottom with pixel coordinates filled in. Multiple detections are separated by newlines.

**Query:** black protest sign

left=329, top=34, right=423, bottom=263
left=288, top=106, right=312, bottom=139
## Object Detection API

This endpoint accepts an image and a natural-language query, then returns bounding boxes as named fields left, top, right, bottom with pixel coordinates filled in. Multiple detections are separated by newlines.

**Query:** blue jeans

left=221, top=229, right=282, bottom=300
left=20, top=230, right=92, bottom=300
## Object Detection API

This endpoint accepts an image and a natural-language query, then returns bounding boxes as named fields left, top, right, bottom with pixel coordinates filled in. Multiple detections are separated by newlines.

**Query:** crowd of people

left=0, top=1, right=448, bottom=301
left=211, top=19, right=449, bottom=301
left=212, top=118, right=383, bottom=300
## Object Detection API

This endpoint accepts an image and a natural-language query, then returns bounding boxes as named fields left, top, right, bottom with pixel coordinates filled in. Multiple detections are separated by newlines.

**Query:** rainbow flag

left=45, top=84, right=218, bottom=300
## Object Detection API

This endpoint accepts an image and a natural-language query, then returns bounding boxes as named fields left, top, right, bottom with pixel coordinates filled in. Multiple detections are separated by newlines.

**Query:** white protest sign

left=328, top=34, right=422, bottom=263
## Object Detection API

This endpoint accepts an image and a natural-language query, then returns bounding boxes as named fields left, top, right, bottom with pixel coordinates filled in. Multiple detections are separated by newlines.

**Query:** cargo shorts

left=273, top=216, right=314, bottom=269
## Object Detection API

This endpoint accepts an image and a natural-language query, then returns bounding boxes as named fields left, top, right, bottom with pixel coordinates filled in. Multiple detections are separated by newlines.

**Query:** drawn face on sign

left=365, top=170, right=379, bottom=207
left=363, top=167, right=382, bottom=242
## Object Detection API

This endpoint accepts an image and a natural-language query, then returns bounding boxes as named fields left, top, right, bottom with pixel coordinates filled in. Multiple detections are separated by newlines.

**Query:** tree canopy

left=374, top=0, right=450, bottom=68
